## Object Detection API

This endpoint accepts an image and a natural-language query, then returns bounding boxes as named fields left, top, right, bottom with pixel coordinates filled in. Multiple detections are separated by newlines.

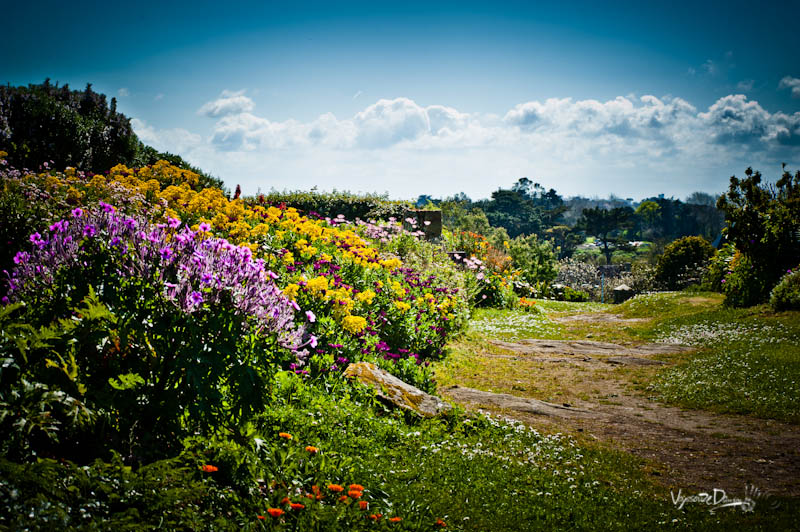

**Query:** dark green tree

left=716, top=166, right=800, bottom=305
left=577, top=206, right=634, bottom=264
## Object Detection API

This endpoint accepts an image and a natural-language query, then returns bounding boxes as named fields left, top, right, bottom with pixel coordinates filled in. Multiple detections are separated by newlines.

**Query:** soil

left=441, top=315, right=800, bottom=498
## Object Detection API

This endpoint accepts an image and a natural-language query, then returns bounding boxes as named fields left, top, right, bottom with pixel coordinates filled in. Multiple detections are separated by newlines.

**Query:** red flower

left=266, top=508, right=284, bottom=518
left=290, top=503, right=305, bottom=510
left=328, top=484, right=344, bottom=493
left=305, top=445, right=318, bottom=454
left=359, top=500, right=369, bottom=510
left=200, top=464, right=218, bottom=473
left=390, top=516, right=403, bottom=523
left=435, top=518, right=447, bottom=527
left=348, top=489, right=363, bottom=499
left=349, top=483, right=365, bottom=491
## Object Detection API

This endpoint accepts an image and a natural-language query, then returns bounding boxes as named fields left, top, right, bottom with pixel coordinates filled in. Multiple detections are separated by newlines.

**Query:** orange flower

left=435, top=518, right=447, bottom=527
left=266, top=508, right=284, bottom=518
left=278, top=432, right=292, bottom=440
left=328, top=484, right=344, bottom=492
left=280, top=497, right=290, bottom=505
left=200, top=464, right=218, bottom=473
left=349, top=483, right=365, bottom=491
left=257, top=515, right=266, bottom=520
left=348, top=489, right=363, bottom=499
left=368, top=513, right=383, bottom=521
left=290, top=503, right=305, bottom=510
left=390, top=517, right=402, bottom=523
left=338, top=495, right=349, bottom=502
left=359, top=500, right=369, bottom=510
left=305, top=446, right=318, bottom=454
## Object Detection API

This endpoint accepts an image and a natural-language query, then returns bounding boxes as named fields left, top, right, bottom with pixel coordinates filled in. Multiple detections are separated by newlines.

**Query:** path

left=441, top=316, right=800, bottom=498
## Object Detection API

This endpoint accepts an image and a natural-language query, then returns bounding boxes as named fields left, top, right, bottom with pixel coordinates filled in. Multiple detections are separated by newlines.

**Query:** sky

left=5, top=0, right=800, bottom=201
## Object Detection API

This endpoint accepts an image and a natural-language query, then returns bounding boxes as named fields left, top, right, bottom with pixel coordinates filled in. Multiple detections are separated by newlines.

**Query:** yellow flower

left=342, top=315, right=367, bottom=334
left=355, top=289, right=376, bottom=305
left=394, top=301, right=411, bottom=312
left=306, top=276, right=329, bottom=294
left=283, top=284, right=300, bottom=299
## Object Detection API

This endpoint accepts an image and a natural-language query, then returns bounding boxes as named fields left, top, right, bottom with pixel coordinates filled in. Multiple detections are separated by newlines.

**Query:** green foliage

left=505, top=234, right=557, bottom=285
left=702, top=243, right=737, bottom=291
left=576, top=206, right=634, bottom=264
left=654, top=236, right=715, bottom=290
left=770, top=269, right=800, bottom=311
left=716, top=166, right=800, bottom=306
left=720, top=254, right=770, bottom=308
left=258, top=189, right=410, bottom=221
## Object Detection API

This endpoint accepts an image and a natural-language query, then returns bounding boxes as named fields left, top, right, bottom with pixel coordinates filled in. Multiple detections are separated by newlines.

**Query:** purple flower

left=29, top=232, right=42, bottom=244
left=306, top=310, right=316, bottom=323
left=201, top=272, right=213, bottom=285
left=83, top=225, right=96, bottom=238
left=290, top=299, right=300, bottom=311
left=189, top=291, right=204, bottom=306
left=198, top=222, right=211, bottom=232
left=71, top=207, right=84, bottom=218
left=110, top=236, right=123, bottom=247
left=267, top=270, right=279, bottom=280
left=99, top=201, right=116, bottom=213
left=159, top=246, right=173, bottom=260
left=13, top=251, right=29, bottom=265
left=49, top=220, right=68, bottom=233
left=310, top=335, right=318, bottom=348
left=168, top=217, right=181, bottom=229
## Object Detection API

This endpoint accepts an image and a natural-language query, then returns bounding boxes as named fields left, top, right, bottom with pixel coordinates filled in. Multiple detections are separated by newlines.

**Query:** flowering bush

left=769, top=268, right=800, bottom=311
left=3, top=204, right=305, bottom=461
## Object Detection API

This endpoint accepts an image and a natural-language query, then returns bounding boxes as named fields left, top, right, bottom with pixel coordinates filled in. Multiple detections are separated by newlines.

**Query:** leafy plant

left=654, top=236, right=715, bottom=290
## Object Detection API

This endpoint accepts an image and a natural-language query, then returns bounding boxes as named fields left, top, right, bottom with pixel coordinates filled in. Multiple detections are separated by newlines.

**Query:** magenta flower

left=71, top=207, right=84, bottom=218
left=199, top=222, right=211, bottom=232
left=168, top=217, right=182, bottom=229
left=83, top=225, right=97, bottom=238
left=189, top=291, right=204, bottom=306
left=306, top=310, right=316, bottom=323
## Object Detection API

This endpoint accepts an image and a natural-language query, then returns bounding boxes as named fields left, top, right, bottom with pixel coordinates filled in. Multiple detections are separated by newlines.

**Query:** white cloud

left=736, top=79, right=755, bottom=92
left=779, top=76, right=800, bottom=98
left=137, top=93, right=800, bottom=200
left=118, top=88, right=130, bottom=97
left=197, top=89, right=255, bottom=117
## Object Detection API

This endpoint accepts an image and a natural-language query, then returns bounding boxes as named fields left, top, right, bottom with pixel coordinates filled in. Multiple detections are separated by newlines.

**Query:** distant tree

left=634, top=200, right=662, bottom=240
left=577, top=206, right=634, bottom=264
left=545, top=224, right=583, bottom=259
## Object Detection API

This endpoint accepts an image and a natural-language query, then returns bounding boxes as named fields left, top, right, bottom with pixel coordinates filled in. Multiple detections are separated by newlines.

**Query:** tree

left=577, top=206, right=634, bottom=264
left=716, top=166, right=800, bottom=304
left=545, top=224, right=583, bottom=259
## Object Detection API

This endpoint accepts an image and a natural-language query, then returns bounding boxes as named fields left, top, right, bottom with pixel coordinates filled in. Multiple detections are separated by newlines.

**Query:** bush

left=770, top=269, right=800, bottom=311
left=702, top=243, right=736, bottom=291
left=257, top=189, right=410, bottom=221
left=720, top=253, right=771, bottom=308
left=654, top=236, right=715, bottom=290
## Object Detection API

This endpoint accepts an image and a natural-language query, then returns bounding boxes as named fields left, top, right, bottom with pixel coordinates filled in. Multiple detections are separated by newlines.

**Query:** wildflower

left=200, top=464, right=218, bottom=472
left=13, top=251, right=29, bottom=265
left=257, top=515, right=266, bottom=520
left=328, top=484, right=344, bottom=492
left=389, top=516, right=402, bottom=523
left=280, top=497, right=290, bottom=505
left=29, top=232, right=43, bottom=244
left=168, top=217, right=181, bottom=229
left=342, top=315, right=367, bottom=334
left=306, top=310, right=316, bottom=323
left=189, top=291, right=204, bottom=306
left=338, top=495, right=349, bottom=502
left=99, top=201, right=116, bottom=213
left=349, top=484, right=364, bottom=491
left=435, top=518, right=447, bottom=527
left=290, top=503, right=305, bottom=510
left=83, top=225, right=96, bottom=237
left=305, top=446, right=318, bottom=454
left=310, top=335, right=318, bottom=348
left=159, top=246, right=173, bottom=260
left=199, top=222, right=211, bottom=232
left=369, top=514, right=383, bottom=521
left=71, top=207, right=84, bottom=218
left=359, top=500, right=369, bottom=510
left=348, top=489, right=363, bottom=498
left=279, top=432, right=293, bottom=440
left=266, top=508, right=284, bottom=517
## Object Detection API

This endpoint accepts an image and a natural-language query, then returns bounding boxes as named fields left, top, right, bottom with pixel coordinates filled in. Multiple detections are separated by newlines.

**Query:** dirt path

left=441, top=326, right=800, bottom=498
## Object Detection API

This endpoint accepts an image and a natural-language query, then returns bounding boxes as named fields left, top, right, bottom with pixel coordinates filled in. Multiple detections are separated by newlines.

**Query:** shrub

left=654, top=236, right=715, bottom=290
left=702, top=243, right=736, bottom=292
left=770, top=269, right=800, bottom=311
left=721, top=253, right=771, bottom=308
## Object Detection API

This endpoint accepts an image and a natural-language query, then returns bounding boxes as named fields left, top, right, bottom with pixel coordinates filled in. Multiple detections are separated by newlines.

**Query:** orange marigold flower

left=305, top=446, right=318, bottom=454
left=368, top=513, right=383, bottom=521
left=278, top=432, right=292, bottom=439
left=347, top=489, right=363, bottom=499
left=328, top=484, right=344, bottom=492
left=390, top=517, right=402, bottom=523
left=435, top=518, right=447, bottom=527
left=266, top=508, right=284, bottom=518
left=349, top=484, right=365, bottom=491
left=338, top=495, right=349, bottom=502
left=359, top=500, right=369, bottom=510
left=290, top=503, right=305, bottom=510
left=280, top=497, right=290, bottom=505
left=200, top=464, right=218, bottom=473
left=257, top=515, right=266, bottom=520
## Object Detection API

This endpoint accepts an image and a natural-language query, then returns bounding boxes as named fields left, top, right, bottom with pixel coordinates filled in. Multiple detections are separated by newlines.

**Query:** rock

left=443, top=385, right=591, bottom=417
left=343, top=362, right=451, bottom=417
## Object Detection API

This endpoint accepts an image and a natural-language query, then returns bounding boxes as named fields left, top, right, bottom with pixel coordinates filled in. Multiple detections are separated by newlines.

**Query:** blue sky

left=5, top=0, right=800, bottom=200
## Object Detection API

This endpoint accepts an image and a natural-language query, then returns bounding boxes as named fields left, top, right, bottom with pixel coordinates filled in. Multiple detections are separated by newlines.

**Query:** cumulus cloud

left=197, top=89, right=255, bottom=117
left=142, top=92, right=800, bottom=200
left=779, top=76, right=800, bottom=98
